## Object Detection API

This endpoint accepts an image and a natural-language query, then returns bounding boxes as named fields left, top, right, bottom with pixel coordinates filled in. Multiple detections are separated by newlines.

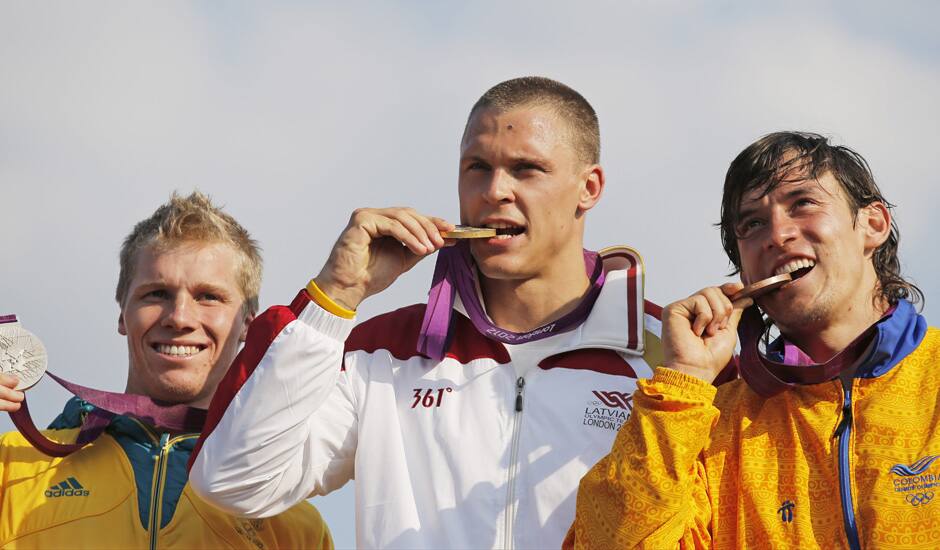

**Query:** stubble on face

left=739, top=171, right=883, bottom=342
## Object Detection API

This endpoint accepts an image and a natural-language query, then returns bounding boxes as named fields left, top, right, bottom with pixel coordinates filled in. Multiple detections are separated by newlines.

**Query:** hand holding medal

left=662, top=271, right=803, bottom=383
left=0, top=315, right=46, bottom=395
left=313, top=207, right=460, bottom=312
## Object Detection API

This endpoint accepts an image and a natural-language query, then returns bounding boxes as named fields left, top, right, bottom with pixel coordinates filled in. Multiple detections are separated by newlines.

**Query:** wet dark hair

left=719, top=131, right=922, bottom=307
left=463, top=76, right=600, bottom=165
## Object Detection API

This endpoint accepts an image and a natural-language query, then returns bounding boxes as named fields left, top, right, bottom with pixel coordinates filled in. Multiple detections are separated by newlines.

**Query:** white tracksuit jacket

left=190, top=253, right=662, bottom=549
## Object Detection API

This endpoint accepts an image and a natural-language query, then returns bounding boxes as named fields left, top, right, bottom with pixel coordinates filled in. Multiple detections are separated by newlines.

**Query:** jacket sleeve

left=188, top=289, right=358, bottom=518
left=564, top=367, right=719, bottom=549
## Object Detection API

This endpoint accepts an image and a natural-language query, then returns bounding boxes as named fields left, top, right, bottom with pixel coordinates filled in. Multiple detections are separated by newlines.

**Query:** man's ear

left=577, top=164, right=605, bottom=214
left=860, top=201, right=891, bottom=254
left=239, top=313, right=255, bottom=343
left=118, top=311, right=127, bottom=336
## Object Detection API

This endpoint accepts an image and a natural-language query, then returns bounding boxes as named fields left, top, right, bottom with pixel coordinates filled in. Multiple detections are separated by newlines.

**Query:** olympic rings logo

left=905, top=491, right=935, bottom=506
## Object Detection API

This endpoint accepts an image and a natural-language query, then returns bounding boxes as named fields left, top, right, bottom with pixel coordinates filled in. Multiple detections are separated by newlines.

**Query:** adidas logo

left=45, top=477, right=90, bottom=498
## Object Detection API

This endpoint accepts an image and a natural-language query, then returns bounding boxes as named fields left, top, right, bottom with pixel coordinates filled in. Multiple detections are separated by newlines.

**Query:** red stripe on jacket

left=538, top=348, right=639, bottom=378
left=188, top=290, right=311, bottom=471
left=346, top=304, right=511, bottom=365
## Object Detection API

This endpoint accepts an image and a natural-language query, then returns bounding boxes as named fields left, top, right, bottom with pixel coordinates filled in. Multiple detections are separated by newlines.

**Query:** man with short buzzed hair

left=190, top=77, right=666, bottom=549
left=567, top=132, right=938, bottom=549
left=0, top=192, right=332, bottom=548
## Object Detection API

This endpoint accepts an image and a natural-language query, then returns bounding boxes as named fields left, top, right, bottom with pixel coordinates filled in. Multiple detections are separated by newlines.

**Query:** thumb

left=0, top=373, right=20, bottom=389
left=727, top=302, right=749, bottom=332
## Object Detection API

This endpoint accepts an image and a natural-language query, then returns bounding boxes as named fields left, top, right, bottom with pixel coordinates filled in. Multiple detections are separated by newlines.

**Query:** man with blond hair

left=0, top=192, right=332, bottom=548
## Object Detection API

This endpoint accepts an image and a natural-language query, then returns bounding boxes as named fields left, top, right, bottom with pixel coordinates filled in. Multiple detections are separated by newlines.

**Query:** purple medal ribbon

left=417, top=241, right=605, bottom=360
left=736, top=305, right=883, bottom=397
left=2, top=315, right=206, bottom=457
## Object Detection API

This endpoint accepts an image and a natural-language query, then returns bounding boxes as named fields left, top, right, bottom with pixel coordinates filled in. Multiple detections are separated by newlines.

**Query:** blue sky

left=1, top=2, right=937, bottom=547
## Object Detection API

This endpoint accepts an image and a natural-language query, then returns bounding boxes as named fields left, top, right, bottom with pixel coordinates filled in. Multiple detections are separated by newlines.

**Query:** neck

left=780, top=297, right=890, bottom=363
left=123, top=381, right=210, bottom=410
left=479, top=252, right=592, bottom=333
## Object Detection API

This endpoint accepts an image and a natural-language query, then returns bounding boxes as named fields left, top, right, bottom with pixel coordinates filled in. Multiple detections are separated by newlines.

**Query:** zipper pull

left=153, top=433, right=169, bottom=461
left=834, top=404, right=853, bottom=437
left=515, top=377, right=525, bottom=412
left=834, top=379, right=853, bottom=438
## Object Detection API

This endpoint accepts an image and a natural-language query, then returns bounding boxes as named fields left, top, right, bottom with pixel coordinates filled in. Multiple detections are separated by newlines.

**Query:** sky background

left=2, top=2, right=938, bottom=548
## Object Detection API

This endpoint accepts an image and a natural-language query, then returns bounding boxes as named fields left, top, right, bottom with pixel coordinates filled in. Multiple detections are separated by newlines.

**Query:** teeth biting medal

left=731, top=273, right=793, bottom=302
left=441, top=226, right=497, bottom=239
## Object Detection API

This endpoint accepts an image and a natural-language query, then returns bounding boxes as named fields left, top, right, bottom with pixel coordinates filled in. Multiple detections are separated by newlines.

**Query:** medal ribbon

left=736, top=305, right=888, bottom=397
left=2, top=315, right=206, bottom=457
left=417, top=241, right=605, bottom=360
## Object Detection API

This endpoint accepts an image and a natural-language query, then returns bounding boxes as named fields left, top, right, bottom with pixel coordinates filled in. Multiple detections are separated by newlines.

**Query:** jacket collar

left=764, top=299, right=927, bottom=381
left=49, top=396, right=202, bottom=448
left=452, top=262, right=644, bottom=358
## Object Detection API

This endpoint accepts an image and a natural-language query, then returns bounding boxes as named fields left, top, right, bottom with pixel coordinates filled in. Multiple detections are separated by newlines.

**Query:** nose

left=764, top=207, right=799, bottom=250
left=161, top=294, right=198, bottom=331
left=481, top=168, right=515, bottom=205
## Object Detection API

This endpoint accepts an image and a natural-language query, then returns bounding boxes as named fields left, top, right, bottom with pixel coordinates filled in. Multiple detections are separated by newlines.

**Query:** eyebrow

left=192, top=283, right=234, bottom=297
left=460, top=154, right=490, bottom=165
left=133, top=281, right=234, bottom=297
left=459, top=152, right=553, bottom=168
left=737, top=185, right=823, bottom=220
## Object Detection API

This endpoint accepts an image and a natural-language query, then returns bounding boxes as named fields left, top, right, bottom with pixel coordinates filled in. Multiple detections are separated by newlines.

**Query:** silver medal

left=0, top=321, right=47, bottom=390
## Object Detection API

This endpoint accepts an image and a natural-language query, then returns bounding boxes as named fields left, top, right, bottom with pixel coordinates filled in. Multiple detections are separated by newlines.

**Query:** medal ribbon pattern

left=417, top=241, right=644, bottom=360
left=2, top=315, right=206, bottom=457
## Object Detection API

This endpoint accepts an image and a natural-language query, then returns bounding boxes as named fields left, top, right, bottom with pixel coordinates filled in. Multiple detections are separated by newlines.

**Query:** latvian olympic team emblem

left=583, top=391, right=632, bottom=432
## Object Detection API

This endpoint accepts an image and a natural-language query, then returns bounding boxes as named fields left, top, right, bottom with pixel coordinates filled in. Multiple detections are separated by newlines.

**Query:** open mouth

left=152, top=343, right=206, bottom=358
left=774, top=259, right=815, bottom=281
left=484, top=223, right=526, bottom=240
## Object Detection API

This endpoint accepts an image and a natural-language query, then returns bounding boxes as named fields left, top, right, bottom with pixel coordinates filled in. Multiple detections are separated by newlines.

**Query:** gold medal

left=442, top=226, right=496, bottom=239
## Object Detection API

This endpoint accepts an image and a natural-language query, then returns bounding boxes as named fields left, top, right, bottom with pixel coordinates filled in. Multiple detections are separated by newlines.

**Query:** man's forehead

left=134, top=241, right=239, bottom=276
left=738, top=172, right=837, bottom=208
left=460, top=105, right=578, bottom=160
left=464, top=105, right=562, bottom=139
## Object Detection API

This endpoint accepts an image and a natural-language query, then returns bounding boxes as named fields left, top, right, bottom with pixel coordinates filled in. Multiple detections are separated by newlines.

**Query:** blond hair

left=116, top=191, right=262, bottom=314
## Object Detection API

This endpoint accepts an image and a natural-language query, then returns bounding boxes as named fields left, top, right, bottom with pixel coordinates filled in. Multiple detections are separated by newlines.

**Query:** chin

left=765, top=299, right=830, bottom=333
left=146, top=377, right=209, bottom=405
left=473, top=252, right=527, bottom=278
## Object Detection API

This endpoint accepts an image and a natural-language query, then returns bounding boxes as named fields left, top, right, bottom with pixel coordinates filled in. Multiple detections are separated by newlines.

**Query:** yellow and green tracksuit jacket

left=0, top=397, right=333, bottom=549
left=567, top=299, right=939, bottom=549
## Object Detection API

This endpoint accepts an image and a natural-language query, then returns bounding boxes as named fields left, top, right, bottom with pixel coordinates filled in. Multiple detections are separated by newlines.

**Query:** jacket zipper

left=148, top=433, right=171, bottom=550
left=136, top=427, right=196, bottom=550
left=834, top=378, right=861, bottom=550
left=504, top=376, right=526, bottom=550
left=126, top=418, right=197, bottom=550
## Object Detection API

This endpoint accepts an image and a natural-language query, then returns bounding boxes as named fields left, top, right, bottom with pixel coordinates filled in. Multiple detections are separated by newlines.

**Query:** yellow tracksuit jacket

left=0, top=398, right=332, bottom=549
left=567, top=300, right=939, bottom=549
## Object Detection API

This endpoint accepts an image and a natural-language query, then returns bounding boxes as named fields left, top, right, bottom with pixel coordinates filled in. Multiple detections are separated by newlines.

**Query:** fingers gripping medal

left=0, top=315, right=47, bottom=390
left=441, top=226, right=497, bottom=239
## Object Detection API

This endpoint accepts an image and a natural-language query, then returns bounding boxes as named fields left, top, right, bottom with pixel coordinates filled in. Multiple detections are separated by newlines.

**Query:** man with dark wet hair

left=567, top=132, right=936, bottom=549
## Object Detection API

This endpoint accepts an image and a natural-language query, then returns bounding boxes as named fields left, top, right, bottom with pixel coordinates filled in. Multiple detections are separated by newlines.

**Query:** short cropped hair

left=719, top=131, right=922, bottom=307
left=116, top=191, right=263, bottom=315
left=463, top=76, right=600, bottom=165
